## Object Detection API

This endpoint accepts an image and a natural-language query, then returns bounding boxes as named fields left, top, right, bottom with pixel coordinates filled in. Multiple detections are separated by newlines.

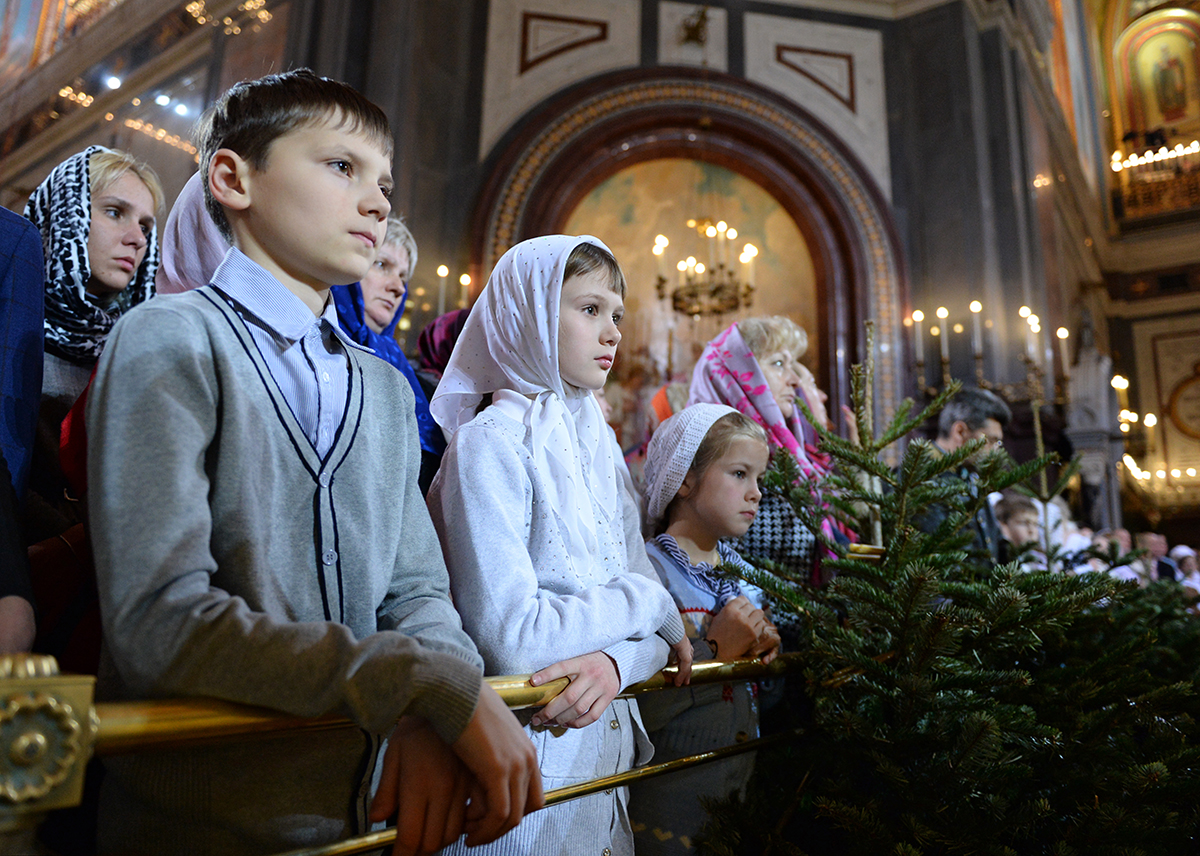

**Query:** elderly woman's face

left=86, top=172, right=156, bottom=297
left=360, top=242, right=410, bottom=333
left=759, top=349, right=802, bottom=418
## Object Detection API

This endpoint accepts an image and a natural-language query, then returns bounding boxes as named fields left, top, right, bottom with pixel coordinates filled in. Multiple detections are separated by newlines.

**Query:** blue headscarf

left=332, top=282, right=443, bottom=456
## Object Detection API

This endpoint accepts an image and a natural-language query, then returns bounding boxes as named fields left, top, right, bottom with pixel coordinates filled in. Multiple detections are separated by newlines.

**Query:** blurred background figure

left=414, top=307, right=471, bottom=403
left=156, top=171, right=228, bottom=294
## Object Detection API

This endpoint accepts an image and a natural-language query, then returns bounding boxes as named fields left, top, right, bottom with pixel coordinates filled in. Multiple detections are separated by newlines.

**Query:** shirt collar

left=211, top=248, right=370, bottom=354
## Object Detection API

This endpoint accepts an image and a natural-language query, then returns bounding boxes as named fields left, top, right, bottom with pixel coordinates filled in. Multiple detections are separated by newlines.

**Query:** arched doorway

left=471, top=67, right=908, bottom=429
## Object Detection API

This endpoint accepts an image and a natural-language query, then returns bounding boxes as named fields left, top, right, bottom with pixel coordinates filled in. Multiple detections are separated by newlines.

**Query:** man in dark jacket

left=917, top=388, right=1011, bottom=562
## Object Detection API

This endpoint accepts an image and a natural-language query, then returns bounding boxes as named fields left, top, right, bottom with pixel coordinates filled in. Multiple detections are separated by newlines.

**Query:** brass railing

left=0, top=651, right=807, bottom=854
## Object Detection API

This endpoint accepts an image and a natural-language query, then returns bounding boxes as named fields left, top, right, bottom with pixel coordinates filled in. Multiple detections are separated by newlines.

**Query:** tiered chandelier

left=652, top=218, right=758, bottom=319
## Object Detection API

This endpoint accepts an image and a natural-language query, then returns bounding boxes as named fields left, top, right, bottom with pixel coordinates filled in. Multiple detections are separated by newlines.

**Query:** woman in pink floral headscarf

left=688, top=317, right=839, bottom=585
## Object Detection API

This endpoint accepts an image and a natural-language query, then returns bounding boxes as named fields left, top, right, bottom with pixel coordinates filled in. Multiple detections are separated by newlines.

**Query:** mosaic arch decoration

left=475, top=72, right=907, bottom=428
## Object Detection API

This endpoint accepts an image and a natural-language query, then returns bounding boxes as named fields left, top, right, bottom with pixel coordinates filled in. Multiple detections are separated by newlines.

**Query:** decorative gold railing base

left=0, top=655, right=96, bottom=836
left=274, top=729, right=803, bottom=856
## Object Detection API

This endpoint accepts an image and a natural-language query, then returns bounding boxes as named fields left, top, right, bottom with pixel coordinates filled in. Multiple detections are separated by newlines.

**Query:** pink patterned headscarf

left=687, top=321, right=818, bottom=477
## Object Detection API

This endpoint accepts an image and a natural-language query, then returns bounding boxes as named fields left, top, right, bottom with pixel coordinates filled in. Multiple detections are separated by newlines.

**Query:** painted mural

left=1116, top=9, right=1200, bottom=141
left=563, top=157, right=817, bottom=384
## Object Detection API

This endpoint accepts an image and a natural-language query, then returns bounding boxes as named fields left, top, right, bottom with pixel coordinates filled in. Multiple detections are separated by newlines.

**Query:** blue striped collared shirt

left=209, top=249, right=372, bottom=458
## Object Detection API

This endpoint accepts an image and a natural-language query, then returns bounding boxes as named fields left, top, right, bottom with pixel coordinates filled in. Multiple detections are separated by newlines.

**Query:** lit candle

left=459, top=273, right=471, bottom=309
left=911, top=310, right=925, bottom=363
left=716, top=221, right=727, bottom=267
left=436, top=265, right=449, bottom=316
left=743, top=244, right=757, bottom=288
left=1056, top=327, right=1070, bottom=378
left=936, top=307, right=949, bottom=363
left=676, top=260, right=687, bottom=286
left=705, top=224, right=717, bottom=269
left=1111, top=374, right=1130, bottom=411
left=969, top=300, right=983, bottom=356
left=653, top=244, right=665, bottom=280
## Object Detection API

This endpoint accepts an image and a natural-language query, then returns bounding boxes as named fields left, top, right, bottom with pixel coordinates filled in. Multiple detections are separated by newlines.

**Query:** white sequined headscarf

left=431, top=235, right=620, bottom=577
left=644, top=403, right=739, bottom=525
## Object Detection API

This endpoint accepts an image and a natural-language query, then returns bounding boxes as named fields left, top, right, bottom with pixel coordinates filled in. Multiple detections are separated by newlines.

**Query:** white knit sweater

left=428, top=406, right=684, bottom=856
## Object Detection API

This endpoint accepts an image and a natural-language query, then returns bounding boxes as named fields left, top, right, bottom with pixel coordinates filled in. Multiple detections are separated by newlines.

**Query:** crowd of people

left=0, top=67, right=1194, bottom=856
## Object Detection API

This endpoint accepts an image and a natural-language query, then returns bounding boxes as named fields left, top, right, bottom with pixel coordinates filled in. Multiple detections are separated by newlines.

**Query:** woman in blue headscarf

left=332, top=213, right=444, bottom=493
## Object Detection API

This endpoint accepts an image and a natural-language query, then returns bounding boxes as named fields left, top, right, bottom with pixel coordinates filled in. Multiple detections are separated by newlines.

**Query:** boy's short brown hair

left=195, top=68, right=393, bottom=241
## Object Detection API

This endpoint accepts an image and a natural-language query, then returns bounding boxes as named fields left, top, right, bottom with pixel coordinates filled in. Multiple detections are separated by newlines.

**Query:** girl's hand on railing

left=370, top=716, right=472, bottom=856
left=528, top=651, right=620, bottom=728
left=668, top=636, right=693, bottom=686
left=751, top=623, right=782, bottom=664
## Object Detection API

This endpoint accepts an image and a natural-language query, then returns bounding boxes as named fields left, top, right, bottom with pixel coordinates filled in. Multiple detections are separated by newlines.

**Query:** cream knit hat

left=644, top=403, right=739, bottom=524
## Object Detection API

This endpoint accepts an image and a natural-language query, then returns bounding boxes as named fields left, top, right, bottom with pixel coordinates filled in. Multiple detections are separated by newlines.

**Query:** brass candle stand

left=914, top=354, right=951, bottom=398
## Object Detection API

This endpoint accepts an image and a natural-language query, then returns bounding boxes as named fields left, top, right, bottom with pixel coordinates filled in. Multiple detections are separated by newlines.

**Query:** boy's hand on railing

left=528, top=651, right=620, bottom=728
left=668, top=636, right=694, bottom=685
left=370, top=715, right=473, bottom=856
left=453, top=682, right=544, bottom=846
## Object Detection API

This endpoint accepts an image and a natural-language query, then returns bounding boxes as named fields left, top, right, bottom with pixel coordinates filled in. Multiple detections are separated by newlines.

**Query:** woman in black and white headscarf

left=23, top=146, right=162, bottom=540
left=26, top=145, right=163, bottom=405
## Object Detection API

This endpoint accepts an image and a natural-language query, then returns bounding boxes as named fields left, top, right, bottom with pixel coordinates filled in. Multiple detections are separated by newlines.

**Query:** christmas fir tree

left=701, top=363, right=1200, bottom=855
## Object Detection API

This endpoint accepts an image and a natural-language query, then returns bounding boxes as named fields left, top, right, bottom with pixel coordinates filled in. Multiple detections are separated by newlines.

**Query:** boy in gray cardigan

left=86, top=70, right=540, bottom=856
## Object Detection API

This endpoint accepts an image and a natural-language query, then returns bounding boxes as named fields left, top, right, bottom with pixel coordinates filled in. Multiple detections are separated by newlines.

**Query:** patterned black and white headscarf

left=24, top=145, right=160, bottom=365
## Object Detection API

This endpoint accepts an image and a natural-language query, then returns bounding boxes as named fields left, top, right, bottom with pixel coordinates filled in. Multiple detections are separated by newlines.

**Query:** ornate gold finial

left=0, top=655, right=60, bottom=681
left=0, top=654, right=95, bottom=836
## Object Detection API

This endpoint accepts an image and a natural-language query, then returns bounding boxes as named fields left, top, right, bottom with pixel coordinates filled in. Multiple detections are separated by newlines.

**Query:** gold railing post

left=0, top=654, right=96, bottom=855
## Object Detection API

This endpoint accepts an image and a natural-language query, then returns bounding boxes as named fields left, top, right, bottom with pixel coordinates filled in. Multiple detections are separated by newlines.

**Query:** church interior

left=1, top=0, right=1197, bottom=536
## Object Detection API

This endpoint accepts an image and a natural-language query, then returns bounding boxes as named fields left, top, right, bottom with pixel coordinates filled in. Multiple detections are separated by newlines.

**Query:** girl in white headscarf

left=427, top=235, right=689, bottom=856
left=632, top=403, right=780, bottom=855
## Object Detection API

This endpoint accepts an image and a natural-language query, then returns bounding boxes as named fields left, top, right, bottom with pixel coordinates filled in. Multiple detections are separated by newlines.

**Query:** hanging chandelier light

left=652, top=218, right=757, bottom=318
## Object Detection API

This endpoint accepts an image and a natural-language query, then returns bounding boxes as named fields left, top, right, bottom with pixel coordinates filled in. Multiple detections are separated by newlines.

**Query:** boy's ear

left=677, top=472, right=696, bottom=500
left=208, top=148, right=252, bottom=213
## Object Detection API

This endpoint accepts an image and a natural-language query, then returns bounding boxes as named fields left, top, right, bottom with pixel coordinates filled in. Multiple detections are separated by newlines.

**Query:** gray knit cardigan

left=87, top=287, right=484, bottom=856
